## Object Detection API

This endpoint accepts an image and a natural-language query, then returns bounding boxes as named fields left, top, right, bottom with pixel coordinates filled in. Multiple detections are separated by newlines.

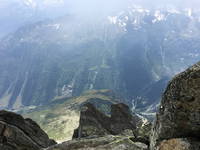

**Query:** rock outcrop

left=43, top=102, right=150, bottom=150
left=23, top=89, right=118, bottom=142
left=0, top=110, right=56, bottom=150
left=157, top=138, right=200, bottom=150
left=150, top=62, right=200, bottom=150
left=46, top=135, right=148, bottom=150
left=73, top=103, right=137, bottom=138
left=61, top=103, right=150, bottom=150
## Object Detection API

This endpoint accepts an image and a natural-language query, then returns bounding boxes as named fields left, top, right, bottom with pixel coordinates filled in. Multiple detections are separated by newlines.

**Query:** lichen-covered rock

left=150, top=62, right=200, bottom=149
left=158, top=138, right=200, bottom=150
left=0, top=110, right=56, bottom=150
left=73, top=103, right=137, bottom=138
left=46, top=135, right=148, bottom=150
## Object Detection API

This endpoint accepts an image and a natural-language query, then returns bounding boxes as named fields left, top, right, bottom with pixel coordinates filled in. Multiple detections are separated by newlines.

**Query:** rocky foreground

left=49, top=103, right=150, bottom=150
left=0, top=62, right=200, bottom=150
left=0, top=111, right=56, bottom=150
left=150, top=62, right=200, bottom=150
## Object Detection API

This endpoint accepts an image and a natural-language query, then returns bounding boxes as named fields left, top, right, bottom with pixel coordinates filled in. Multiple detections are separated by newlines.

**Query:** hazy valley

left=0, top=1, right=200, bottom=149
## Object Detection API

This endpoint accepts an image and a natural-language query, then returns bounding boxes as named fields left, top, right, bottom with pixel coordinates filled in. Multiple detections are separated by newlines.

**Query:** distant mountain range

left=0, top=5, right=200, bottom=113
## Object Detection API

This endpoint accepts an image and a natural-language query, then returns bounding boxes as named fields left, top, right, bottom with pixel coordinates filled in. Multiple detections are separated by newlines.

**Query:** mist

left=65, top=0, right=200, bottom=15
left=0, top=0, right=200, bottom=38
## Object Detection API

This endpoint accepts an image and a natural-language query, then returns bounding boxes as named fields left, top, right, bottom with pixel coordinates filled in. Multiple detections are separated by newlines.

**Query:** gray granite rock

left=46, top=135, right=148, bottom=150
left=0, top=110, right=56, bottom=150
left=150, top=62, right=200, bottom=150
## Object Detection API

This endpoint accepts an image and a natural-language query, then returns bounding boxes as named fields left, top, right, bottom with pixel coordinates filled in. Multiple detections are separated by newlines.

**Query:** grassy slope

left=23, top=89, right=119, bottom=142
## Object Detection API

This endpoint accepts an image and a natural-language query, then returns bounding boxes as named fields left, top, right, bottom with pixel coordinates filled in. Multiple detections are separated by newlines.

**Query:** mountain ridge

left=0, top=6, right=200, bottom=111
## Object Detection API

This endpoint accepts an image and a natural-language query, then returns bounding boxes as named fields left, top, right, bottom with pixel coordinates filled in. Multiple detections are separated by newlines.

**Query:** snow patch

left=89, top=71, right=98, bottom=90
left=136, top=114, right=149, bottom=127
left=108, top=16, right=118, bottom=24
left=118, top=22, right=126, bottom=27
left=153, top=10, right=165, bottom=23
left=46, top=24, right=61, bottom=30
left=189, top=53, right=199, bottom=58
left=168, top=8, right=181, bottom=14
left=185, top=8, right=192, bottom=17
left=125, top=16, right=129, bottom=21
left=62, top=82, right=74, bottom=97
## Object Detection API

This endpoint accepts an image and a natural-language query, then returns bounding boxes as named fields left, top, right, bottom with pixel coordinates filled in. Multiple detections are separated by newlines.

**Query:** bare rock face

left=69, top=103, right=149, bottom=150
left=73, top=103, right=137, bottom=138
left=0, top=110, right=56, bottom=150
left=150, top=62, right=200, bottom=149
left=110, top=103, right=137, bottom=135
left=73, top=103, right=111, bottom=138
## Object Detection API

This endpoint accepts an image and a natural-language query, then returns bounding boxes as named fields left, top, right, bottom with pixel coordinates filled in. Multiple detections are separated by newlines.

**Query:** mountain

left=0, top=6, right=200, bottom=111
left=0, top=0, right=71, bottom=39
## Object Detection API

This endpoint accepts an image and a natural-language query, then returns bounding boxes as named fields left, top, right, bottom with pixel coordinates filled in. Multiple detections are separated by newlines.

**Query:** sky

left=1, top=0, right=200, bottom=18
left=2, top=0, right=200, bottom=14
left=136, top=0, right=200, bottom=9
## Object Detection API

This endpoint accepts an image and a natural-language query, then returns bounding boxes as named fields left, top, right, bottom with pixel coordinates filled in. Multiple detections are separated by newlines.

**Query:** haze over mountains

left=1, top=0, right=200, bottom=38
left=0, top=0, right=200, bottom=114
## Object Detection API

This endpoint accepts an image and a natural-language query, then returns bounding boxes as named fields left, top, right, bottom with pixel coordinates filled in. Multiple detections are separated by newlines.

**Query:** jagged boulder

left=73, top=103, right=137, bottom=138
left=110, top=103, right=137, bottom=135
left=69, top=103, right=150, bottom=150
left=73, top=103, right=111, bottom=138
left=150, top=62, right=200, bottom=149
left=0, top=110, right=56, bottom=150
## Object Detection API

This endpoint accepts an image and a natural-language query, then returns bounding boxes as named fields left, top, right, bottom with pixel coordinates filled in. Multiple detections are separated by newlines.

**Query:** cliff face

left=150, top=62, right=200, bottom=150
